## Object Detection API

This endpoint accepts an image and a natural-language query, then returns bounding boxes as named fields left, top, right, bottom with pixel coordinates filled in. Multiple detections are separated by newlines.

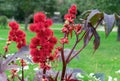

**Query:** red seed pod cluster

left=20, top=59, right=27, bottom=67
left=64, top=4, right=77, bottom=23
left=10, top=69, right=18, bottom=78
left=40, top=78, right=48, bottom=81
left=61, top=5, right=82, bottom=44
left=29, top=12, right=58, bottom=70
left=8, top=21, right=26, bottom=49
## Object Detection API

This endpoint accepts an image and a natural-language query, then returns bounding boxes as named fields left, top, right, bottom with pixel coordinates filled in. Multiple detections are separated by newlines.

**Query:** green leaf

left=103, top=13, right=115, bottom=36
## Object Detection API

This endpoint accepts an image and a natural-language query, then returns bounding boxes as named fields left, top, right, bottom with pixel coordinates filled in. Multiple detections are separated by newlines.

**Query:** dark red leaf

left=92, top=28, right=100, bottom=51
left=84, top=27, right=93, bottom=46
left=84, top=23, right=100, bottom=52
left=87, top=10, right=103, bottom=26
left=103, top=13, right=115, bottom=36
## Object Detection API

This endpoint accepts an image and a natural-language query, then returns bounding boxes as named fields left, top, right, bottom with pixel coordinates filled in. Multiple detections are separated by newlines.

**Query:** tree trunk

left=24, top=14, right=33, bottom=31
left=24, top=17, right=28, bottom=30
left=117, top=19, right=120, bottom=41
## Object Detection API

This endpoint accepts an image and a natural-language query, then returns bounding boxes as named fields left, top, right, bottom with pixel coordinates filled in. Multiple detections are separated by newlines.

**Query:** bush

left=0, top=15, right=8, bottom=29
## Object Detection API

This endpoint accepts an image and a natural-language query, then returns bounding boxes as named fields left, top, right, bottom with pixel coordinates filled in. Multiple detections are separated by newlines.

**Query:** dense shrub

left=0, top=15, right=8, bottom=29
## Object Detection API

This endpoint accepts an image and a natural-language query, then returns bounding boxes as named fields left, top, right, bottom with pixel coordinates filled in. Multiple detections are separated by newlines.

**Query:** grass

left=0, top=24, right=120, bottom=80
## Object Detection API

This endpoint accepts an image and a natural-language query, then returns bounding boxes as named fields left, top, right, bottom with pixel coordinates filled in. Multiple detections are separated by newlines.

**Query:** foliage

left=0, top=15, right=8, bottom=29
left=1, top=0, right=57, bottom=20
left=0, top=4, right=119, bottom=81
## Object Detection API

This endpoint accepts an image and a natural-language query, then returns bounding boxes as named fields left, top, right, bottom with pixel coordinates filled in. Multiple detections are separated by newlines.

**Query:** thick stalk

left=61, top=34, right=67, bottom=81
left=21, top=66, right=24, bottom=81
left=61, top=64, right=67, bottom=81
left=43, top=68, right=46, bottom=78
left=61, top=43, right=66, bottom=81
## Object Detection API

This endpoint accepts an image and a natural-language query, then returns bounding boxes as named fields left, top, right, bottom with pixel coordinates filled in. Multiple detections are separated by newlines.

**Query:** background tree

left=0, top=0, right=57, bottom=30
left=0, top=16, right=8, bottom=29
left=0, top=0, right=16, bottom=18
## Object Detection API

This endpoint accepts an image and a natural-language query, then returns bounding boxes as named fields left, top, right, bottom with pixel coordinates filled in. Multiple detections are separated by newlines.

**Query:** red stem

left=17, top=76, right=22, bottom=81
left=21, top=66, right=24, bottom=81
left=66, top=31, right=78, bottom=63
left=43, top=68, right=46, bottom=79
left=68, top=45, right=85, bottom=63
left=95, top=17, right=103, bottom=29
left=61, top=64, right=67, bottom=81
left=61, top=34, right=67, bottom=81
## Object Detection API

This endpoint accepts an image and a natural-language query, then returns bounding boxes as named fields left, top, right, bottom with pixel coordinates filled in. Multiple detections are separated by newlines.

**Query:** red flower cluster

left=40, top=78, right=48, bottom=81
left=20, top=59, right=27, bottom=66
left=60, top=5, right=77, bottom=44
left=29, top=12, right=58, bottom=70
left=60, top=5, right=82, bottom=44
left=8, top=21, right=26, bottom=49
left=60, top=37, right=69, bottom=44
left=64, top=4, right=77, bottom=23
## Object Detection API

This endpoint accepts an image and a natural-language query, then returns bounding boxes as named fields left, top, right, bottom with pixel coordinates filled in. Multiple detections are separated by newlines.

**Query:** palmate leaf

left=103, top=13, right=116, bottom=36
left=84, top=27, right=93, bottom=46
left=82, top=9, right=120, bottom=37
left=0, top=58, right=19, bottom=81
left=86, top=10, right=103, bottom=26
left=84, top=24, right=100, bottom=52
left=92, top=28, right=100, bottom=51
left=4, top=45, right=29, bottom=65
left=0, top=72, right=7, bottom=81
left=0, top=46, right=29, bottom=81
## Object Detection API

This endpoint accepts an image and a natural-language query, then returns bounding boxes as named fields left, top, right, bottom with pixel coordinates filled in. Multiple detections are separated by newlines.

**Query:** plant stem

left=13, top=77, right=15, bottom=81
left=22, top=66, right=24, bottom=81
left=61, top=64, right=66, bottom=81
left=61, top=43, right=66, bottom=81
left=95, top=17, right=103, bottom=29
left=61, top=34, right=67, bottom=81
left=78, top=31, right=86, bottom=42
left=68, top=45, right=85, bottom=62
left=66, top=41, right=78, bottom=63
left=61, top=44, right=66, bottom=65
left=43, top=68, right=46, bottom=78
left=66, top=31, right=78, bottom=63
left=17, top=76, right=22, bottom=81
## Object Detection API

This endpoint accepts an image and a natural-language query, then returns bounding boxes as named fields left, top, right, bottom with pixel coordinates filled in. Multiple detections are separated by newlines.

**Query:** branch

left=61, top=33, right=67, bottom=80
left=61, top=41, right=66, bottom=65
left=68, top=45, right=85, bottom=62
left=78, top=31, right=86, bottom=42
left=66, top=31, right=78, bottom=63
left=95, top=17, right=103, bottom=29
left=21, top=65, right=24, bottom=81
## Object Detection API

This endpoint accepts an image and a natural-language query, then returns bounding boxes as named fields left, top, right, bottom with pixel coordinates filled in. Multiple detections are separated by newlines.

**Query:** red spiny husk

left=62, top=4, right=82, bottom=43
left=8, top=21, right=26, bottom=50
left=29, top=12, right=58, bottom=70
